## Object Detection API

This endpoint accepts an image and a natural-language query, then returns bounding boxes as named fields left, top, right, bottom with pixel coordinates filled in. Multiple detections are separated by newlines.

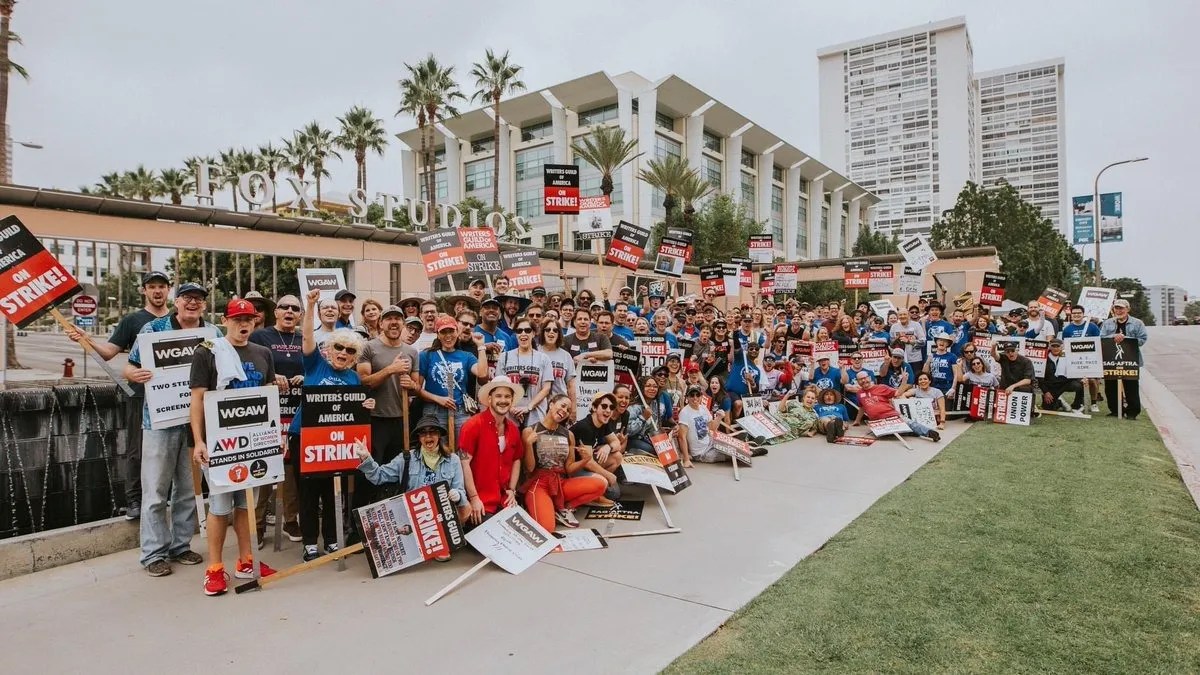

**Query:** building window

left=741, top=173, right=756, bottom=217
left=655, top=111, right=674, bottom=132
left=515, top=145, right=555, bottom=181
left=464, top=160, right=494, bottom=192
left=83, top=245, right=93, bottom=256
left=470, top=136, right=495, bottom=154
left=702, top=156, right=722, bottom=189
left=520, top=120, right=553, bottom=142
left=651, top=187, right=666, bottom=215
left=99, top=247, right=108, bottom=259
left=433, top=148, right=445, bottom=165
left=770, top=185, right=784, bottom=243
left=516, top=188, right=542, bottom=218
left=772, top=165, right=784, bottom=182
left=702, top=130, right=722, bottom=153
left=654, top=135, right=682, bottom=161
left=841, top=213, right=850, bottom=257
left=542, top=233, right=560, bottom=250
left=517, top=236, right=532, bottom=246
left=578, top=103, right=619, bottom=127
left=575, top=155, right=623, bottom=206
left=820, top=205, right=830, bottom=258
left=572, top=232, right=595, bottom=252
left=796, top=196, right=809, bottom=253
left=740, top=150, right=756, bottom=170
left=419, top=169, right=448, bottom=201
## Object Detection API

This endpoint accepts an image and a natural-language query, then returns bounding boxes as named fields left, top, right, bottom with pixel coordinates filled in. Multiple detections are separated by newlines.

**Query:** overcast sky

left=11, top=0, right=1197, bottom=293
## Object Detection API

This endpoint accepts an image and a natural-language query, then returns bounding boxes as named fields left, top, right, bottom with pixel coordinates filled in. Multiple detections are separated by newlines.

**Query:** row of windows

left=464, top=160, right=494, bottom=192
left=578, top=103, right=618, bottom=127
left=655, top=134, right=682, bottom=161
left=703, top=130, right=722, bottom=152
left=47, top=243, right=110, bottom=258
left=514, top=145, right=555, bottom=181
left=520, top=120, right=553, bottom=143
left=419, top=169, right=449, bottom=201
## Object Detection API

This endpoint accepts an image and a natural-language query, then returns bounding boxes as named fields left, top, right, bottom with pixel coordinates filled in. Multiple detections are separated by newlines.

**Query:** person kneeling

left=814, top=388, right=850, bottom=443
left=520, top=394, right=608, bottom=531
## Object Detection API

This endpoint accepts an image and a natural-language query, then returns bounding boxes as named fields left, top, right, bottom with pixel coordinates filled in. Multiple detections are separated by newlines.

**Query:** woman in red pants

left=520, top=394, right=607, bottom=531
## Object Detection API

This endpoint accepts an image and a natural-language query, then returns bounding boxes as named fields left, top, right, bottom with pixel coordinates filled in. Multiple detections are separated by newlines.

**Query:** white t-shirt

left=413, top=331, right=437, bottom=351
left=678, top=405, right=714, bottom=455
left=890, top=321, right=926, bottom=363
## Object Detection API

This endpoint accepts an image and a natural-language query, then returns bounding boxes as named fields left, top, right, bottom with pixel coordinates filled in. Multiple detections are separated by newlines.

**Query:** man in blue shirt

left=610, top=301, right=636, bottom=341
left=810, top=355, right=842, bottom=394
left=879, top=349, right=916, bottom=395
left=1060, top=305, right=1104, bottom=413
left=727, top=343, right=765, bottom=418
left=923, top=303, right=954, bottom=344
left=474, top=298, right=515, bottom=379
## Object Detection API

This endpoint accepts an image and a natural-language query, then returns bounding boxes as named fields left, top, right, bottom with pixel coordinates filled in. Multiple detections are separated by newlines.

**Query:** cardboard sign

left=620, top=454, right=675, bottom=492
left=654, top=238, right=688, bottom=278
left=1024, top=339, right=1049, bottom=378
left=1077, top=287, right=1116, bottom=321
left=574, top=362, right=613, bottom=422
left=499, top=250, right=543, bottom=290
left=812, top=340, right=839, bottom=370
left=897, top=267, right=923, bottom=295
left=417, top=230, right=468, bottom=279
left=137, top=327, right=220, bottom=430
left=843, top=260, right=870, bottom=290
left=732, top=256, right=754, bottom=288
left=712, top=430, right=752, bottom=466
left=457, top=228, right=501, bottom=276
left=700, top=265, right=725, bottom=296
left=740, top=396, right=765, bottom=415
left=759, top=269, right=775, bottom=296
left=1063, top=337, right=1103, bottom=378
left=612, top=344, right=641, bottom=386
left=721, top=263, right=741, bottom=296
left=992, top=389, right=1033, bottom=425
left=203, top=386, right=283, bottom=495
left=665, top=226, right=695, bottom=262
left=553, top=528, right=608, bottom=553
left=868, top=264, right=895, bottom=294
left=296, top=268, right=347, bottom=301
left=991, top=335, right=1026, bottom=357
left=869, top=299, right=897, bottom=319
left=979, top=272, right=1007, bottom=307
left=1102, top=337, right=1140, bottom=380
left=279, top=383, right=303, bottom=446
left=577, top=195, right=613, bottom=239
left=835, top=436, right=876, bottom=446
left=868, top=417, right=912, bottom=436
left=584, top=500, right=645, bottom=521
left=543, top=164, right=580, bottom=215
left=651, top=433, right=691, bottom=493
left=899, top=234, right=937, bottom=271
left=299, top=385, right=371, bottom=474
left=892, top=398, right=937, bottom=430
left=1036, top=287, right=1070, bottom=318
left=639, top=336, right=668, bottom=376
left=355, top=481, right=465, bottom=578
left=858, top=347, right=889, bottom=373
left=748, top=234, right=774, bottom=264
left=738, top=411, right=786, bottom=439
left=0, top=216, right=83, bottom=328
left=465, top=506, right=558, bottom=574
left=606, top=220, right=651, bottom=270
left=774, top=263, right=798, bottom=292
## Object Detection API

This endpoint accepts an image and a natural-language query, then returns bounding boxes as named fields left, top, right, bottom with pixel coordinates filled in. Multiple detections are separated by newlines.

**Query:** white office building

left=977, top=59, right=1068, bottom=228
left=1146, top=284, right=1188, bottom=326
left=818, top=17, right=977, bottom=237
left=395, top=71, right=875, bottom=261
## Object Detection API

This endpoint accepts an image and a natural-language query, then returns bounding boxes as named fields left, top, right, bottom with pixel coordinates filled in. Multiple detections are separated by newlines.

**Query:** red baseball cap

left=225, top=299, right=258, bottom=318
left=685, top=362, right=700, bottom=374
left=435, top=315, right=458, bottom=333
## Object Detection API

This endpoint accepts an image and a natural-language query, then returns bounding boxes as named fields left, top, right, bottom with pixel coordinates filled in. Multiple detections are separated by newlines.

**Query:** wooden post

left=192, top=459, right=207, bottom=538
left=650, top=485, right=675, bottom=529
left=1117, top=379, right=1125, bottom=420
left=272, top=483, right=283, bottom=553
left=333, top=474, right=346, bottom=572
left=425, top=558, right=491, bottom=606
left=245, top=487, right=261, bottom=585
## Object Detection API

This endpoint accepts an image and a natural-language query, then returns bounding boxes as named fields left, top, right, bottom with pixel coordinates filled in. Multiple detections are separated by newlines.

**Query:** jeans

left=139, top=426, right=198, bottom=567
left=209, top=489, right=247, bottom=517
left=626, top=437, right=654, bottom=456
left=429, top=406, right=468, bottom=448
left=902, top=417, right=936, bottom=438
left=124, top=396, right=144, bottom=507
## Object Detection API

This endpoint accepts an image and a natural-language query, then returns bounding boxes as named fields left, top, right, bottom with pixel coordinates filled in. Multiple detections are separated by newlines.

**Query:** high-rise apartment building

left=395, top=71, right=875, bottom=262
left=977, top=59, right=1068, bottom=228
left=1146, top=284, right=1188, bottom=326
left=818, top=17, right=977, bottom=236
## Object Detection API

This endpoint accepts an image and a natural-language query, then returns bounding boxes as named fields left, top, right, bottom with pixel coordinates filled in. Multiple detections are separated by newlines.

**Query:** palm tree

left=677, top=170, right=713, bottom=229
left=298, top=121, right=339, bottom=209
left=257, top=142, right=286, bottom=211
left=281, top=133, right=310, bottom=183
left=183, top=155, right=216, bottom=202
left=121, top=165, right=160, bottom=201
left=158, top=168, right=190, bottom=204
left=397, top=69, right=428, bottom=220
left=399, top=55, right=464, bottom=230
left=639, top=155, right=691, bottom=222
left=217, top=148, right=245, bottom=210
left=470, top=49, right=525, bottom=213
left=335, top=106, right=388, bottom=192
left=0, top=1, right=28, bottom=186
left=93, top=171, right=125, bottom=197
left=570, top=125, right=641, bottom=199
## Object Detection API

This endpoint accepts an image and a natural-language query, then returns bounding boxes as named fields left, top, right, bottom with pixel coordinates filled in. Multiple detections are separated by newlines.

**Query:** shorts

left=209, top=489, right=248, bottom=517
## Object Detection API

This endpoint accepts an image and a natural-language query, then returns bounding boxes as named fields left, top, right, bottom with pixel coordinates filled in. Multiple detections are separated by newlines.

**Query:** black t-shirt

left=571, top=415, right=615, bottom=451
left=249, top=327, right=304, bottom=378
left=562, top=332, right=611, bottom=359
left=189, top=341, right=277, bottom=392
left=708, top=338, right=734, bottom=376
left=611, top=410, right=629, bottom=437
left=107, top=309, right=162, bottom=397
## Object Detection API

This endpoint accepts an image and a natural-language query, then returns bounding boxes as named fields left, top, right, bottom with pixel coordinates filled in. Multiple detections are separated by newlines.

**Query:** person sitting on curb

left=900, top=371, right=948, bottom=428
left=519, top=394, right=608, bottom=532
left=814, top=388, right=850, bottom=441
left=852, top=371, right=941, bottom=442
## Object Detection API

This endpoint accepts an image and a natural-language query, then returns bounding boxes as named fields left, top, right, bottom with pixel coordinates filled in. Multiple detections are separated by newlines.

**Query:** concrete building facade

left=395, top=71, right=875, bottom=262
left=1146, top=284, right=1188, bottom=326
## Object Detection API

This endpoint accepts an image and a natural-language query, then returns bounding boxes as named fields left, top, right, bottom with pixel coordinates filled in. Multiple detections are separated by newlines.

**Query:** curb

left=1142, top=369, right=1200, bottom=511
left=0, top=516, right=138, bottom=581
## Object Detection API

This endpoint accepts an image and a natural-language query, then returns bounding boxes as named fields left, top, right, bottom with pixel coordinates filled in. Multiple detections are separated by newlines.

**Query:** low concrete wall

left=0, top=515, right=138, bottom=581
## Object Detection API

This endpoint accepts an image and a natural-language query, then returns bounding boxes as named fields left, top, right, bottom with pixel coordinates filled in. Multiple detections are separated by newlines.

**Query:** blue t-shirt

left=1060, top=322, right=1100, bottom=338
left=648, top=327, right=679, bottom=349
left=419, top=348, right=479, bottom=407
left=612, top=325, right=635, bottom=342
left=814, top=403, right=849, bottom=421
left=726, top=362, right=761, bottom=396
left=949, top=322, right=971, bottom=355
left=925, top=319, right=955, bottom=340
left=732, top=329, right=766, bottom=353
left=882, top=362, right=916, bottom=390
left=288, top=350, right=362, bottom=435
left=475, top=325, right=516, bottom=351
left=811, top=366, right=842, bottom=393
left=927, top=351, right=959, bottom=394
left=867, top=330, right=891, bottom=345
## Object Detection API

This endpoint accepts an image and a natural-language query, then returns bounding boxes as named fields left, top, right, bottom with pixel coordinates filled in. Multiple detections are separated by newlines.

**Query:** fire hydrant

left=63, top=358, right=75, bottom=378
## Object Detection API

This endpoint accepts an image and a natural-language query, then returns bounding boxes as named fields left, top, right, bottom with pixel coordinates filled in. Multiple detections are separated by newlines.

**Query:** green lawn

left=668, top=415, right=1200, bottom=674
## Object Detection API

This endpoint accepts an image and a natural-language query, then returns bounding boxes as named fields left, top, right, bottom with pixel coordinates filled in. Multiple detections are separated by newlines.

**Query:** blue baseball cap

left=176, top=282, right=208, bottom=298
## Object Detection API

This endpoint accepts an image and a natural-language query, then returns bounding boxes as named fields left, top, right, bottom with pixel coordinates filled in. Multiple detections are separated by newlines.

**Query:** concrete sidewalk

left=0, top=424, right=966, bottom=674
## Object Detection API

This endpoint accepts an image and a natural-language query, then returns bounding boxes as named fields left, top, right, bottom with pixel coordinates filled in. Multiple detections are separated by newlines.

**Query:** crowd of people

left=65, top=271, right=1148, bottom=596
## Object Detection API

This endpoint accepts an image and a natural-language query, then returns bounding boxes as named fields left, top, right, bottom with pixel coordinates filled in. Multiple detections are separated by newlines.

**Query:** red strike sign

left=0, top=216, right=82, bottom=328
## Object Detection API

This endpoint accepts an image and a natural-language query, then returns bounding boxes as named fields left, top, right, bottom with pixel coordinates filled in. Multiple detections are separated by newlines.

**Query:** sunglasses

left=460, top=321, right=475, bottom=328
left=596, top=402, right=613, bottom=410
left=330, top=343, right=358, bottom=356
left=544, top=327, right=559, bottom=333
left=515, top=327, right=534, bottom=334
left=277, top=304, right=301, bottom=312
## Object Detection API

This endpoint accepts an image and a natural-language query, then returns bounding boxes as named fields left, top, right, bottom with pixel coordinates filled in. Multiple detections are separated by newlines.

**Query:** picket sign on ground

left=355, top=482, right=465, bottom=578
left=427, top=506, right=559, bottom=606
left=892, top=398, right=938, bottom=431
left=620, top=454, right=675, bottom=493
left=554, top=529, right=608, bottom=553
left=867, top=417, right=913, bottom=450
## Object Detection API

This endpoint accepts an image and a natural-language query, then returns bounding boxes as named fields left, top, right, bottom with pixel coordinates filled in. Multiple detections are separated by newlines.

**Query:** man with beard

left=570, top=391, right=624, bottom=505
left=65, top=270, right=171, bottom=521
left=414, top=300, right=440, bottom=350
left=475, top=298, right=516, bottom=381
left=594, top=310, right=628, bottom=348
left=356, top=305, right=420, bottom=506
left=457, top=376, right=526, bottom=524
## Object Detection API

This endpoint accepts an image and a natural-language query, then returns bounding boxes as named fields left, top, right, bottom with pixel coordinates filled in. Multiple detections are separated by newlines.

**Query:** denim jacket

left=358, top=450, right=468, bottom=507
left=1100, top=317, right=1149, bottom=365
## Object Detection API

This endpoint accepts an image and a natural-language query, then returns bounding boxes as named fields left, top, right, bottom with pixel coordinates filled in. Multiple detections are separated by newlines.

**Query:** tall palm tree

left=158, top=168, right=190, bottom=204
left=397, top=69, right=428, bottom=219
left=570, top=125, right=641, bottom=199
left=217, top=148, right=244, bottom=211
left=121, top=165, right=160, bottom=201
left=0, top=1, right=28, bottom=186
left=639, top=156, right=691, bottom=222
left=257, top=142, right=286, bottom=211
left=298, top=121, right=339, bottom=209
left=400, top=55, right=463, bottom=230
left=677, top=170, right=713, bottom=229
left=281, top=133, right=310, bottom=183
left=94, top=171, right=125, bottom=197
left=470, top=49, right=525, bottom=213
left=335, top=106, right=388, bottom=192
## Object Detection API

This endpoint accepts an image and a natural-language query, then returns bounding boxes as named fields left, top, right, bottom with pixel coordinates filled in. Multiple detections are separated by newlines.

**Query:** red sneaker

left=203, top=567, right=228, bottom=596
left=234, top=559, right=278, bottom=580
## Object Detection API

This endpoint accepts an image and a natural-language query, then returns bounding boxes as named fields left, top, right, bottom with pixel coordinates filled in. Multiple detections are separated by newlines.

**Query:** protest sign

left=759, top=269, right=775, bottom=297
left=1077, top=287, right=1116, bottom=320
left=612, top=344, right=641, bottom=386
left=699, top=265, right=725, bottom=296
left=278, top=382, right=303, bottom=445
left=543, top=164, right=580, bottom=215
left=651, top=433, right=691, bottom=493
left=892, top=398, right=937, bottom=431
left=948, top=384, right=973, bottom=414
left=897, top=267, right=923, bottom=295
left=654, top=238, right=688, bottom=278
left=296, top=268, right=346, bottom=301
left=575, top=362, right=614, bottom=422
left=920, top=290, right=938, bottom=303
left=465, top=506, right=558, bottom=574
left=299, top=385, right=371, bottom=474
left=0, top=215, right=83, bottom=328
left=639, top=336, right=668, bottom=376
left=457, top=228, right=501, bottom=276
left=554, top=529, right=609, bottom=553
left=812, top=340, right=839, bottom=369
left=584, top=500, right=645, bottom=521
left=973, top=335, right=996, bottom=370
left=838, top=344, right=859, bottom=368
left=868, top=264, right=895, bottom=294
left=843, top=260, right=870, bottom=290
left=417, top=230, right=468, bottom=280
left=868, top=417, right=912, bottom=437
left=203, top=386, right=283, bottom=494
left=712, top=430, right=752, bottom=466
left=577, top=195, right=613, bottom=239
left=991, top=334, right=1026, bottom=356
left=740, top=396, right=765, bottom=416
left=992, top=389, right=1033, bottom=425
left=605, top=220, right=651, bottom=270
left=774, top=263, right=798, bottom=292
left=979, top=272, right=1007, bottom=307
left=1102, top=338, right=1140, bottom=379
left=1036, top=287, right=1069, bottom=318
left=1063, top=337, right=1103, bottom=378
left=355, top=481, right=465, bottom=578
left=732, top=257, right=754, bottom=287
left=1023, top=339, right=1049, bottom=378
left=869, top=299, right=897, bottom=319
left=748, top=234, right=774, bottom=264
left=499, top=250, right=543, bottom=290
left=137, top=327, right=219, bottom=430
left=722, top=263, right=742, bottom=296
left=899, top=234, right=937, bottom=271
left=858, top=347, right=889, bottom=374
left=737, top=412, right=780, bottom=440
left=665, top=226, right=695, bottom=262
left=620, top=454, right=675, bottom=492
left=835, top=436, right=876, bottom=447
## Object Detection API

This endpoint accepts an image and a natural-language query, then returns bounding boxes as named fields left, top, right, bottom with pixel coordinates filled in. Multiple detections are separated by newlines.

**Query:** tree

left=571, top=125, right=641, bottom=199
left=852, top=223, right=899, bottom=256
left=169, top=251, right=350, bottom=303
left=678, top=171, right=713, bottom=229
left=1183, top=301, right=1200, bottom=321
left=97, top=270, right=143, bottom=319
left=1103, top=277, right=1155, bottom=325
left=470, top=49, right=525, bottom=213
left=281, top=133, right=310, bottom=187
left=92, top=171, right=125, bottom=197
left=931, top=180, right=1082, bottom=302
left=121, top=165, right=161, bottom=201
left=639, top=155, right=690, bottom=222
left=335, top=106, right=388, bottom=192
left=0, top=0, right=22, bottom=369
left=399, top=55, right=463, bottom=230
left=690, top=192, right=764, bottom=267
left=157, top=168, right=190, bottom=204
left=298, top=122, right=339, bottom=210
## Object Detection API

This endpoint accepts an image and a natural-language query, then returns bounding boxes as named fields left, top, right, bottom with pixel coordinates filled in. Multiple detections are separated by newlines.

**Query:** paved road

left=1145, top=326, right=1200, bottom=418
left=11, top=330, right=128, bottom=379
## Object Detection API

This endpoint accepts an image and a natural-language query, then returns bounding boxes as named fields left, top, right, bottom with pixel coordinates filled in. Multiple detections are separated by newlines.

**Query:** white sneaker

left=1090, top=403, right=1099, bottom=413
left=555, top=509, right=579, bottom=528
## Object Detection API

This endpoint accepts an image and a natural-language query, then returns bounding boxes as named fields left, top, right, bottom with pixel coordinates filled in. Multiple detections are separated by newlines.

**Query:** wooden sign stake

left=245, top=487, right=262, bottom=585
left=234, top=542, right=365, bottom=593
left=333, top=474, right=347, bottom=572
left=425, top=558, right=491, bottom=607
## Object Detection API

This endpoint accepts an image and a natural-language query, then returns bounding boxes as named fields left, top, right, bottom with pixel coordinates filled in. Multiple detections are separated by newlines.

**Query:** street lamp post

left=1093, top=157, right=1148, bottom=284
